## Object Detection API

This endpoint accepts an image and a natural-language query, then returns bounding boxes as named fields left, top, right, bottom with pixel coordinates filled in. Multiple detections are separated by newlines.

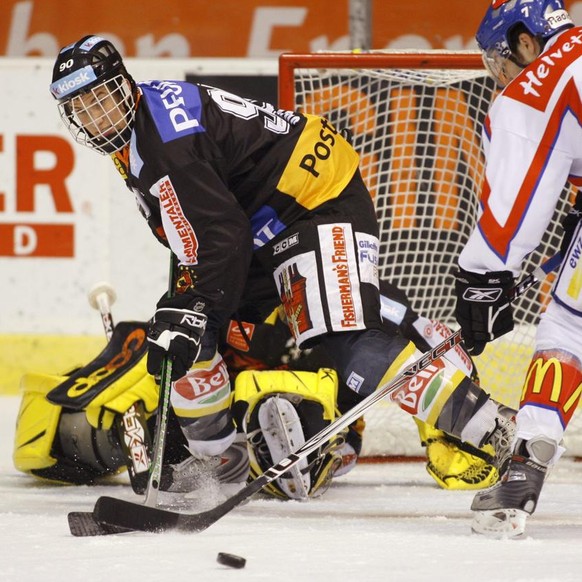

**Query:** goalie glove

left=147, top=294, right=208, bottom=381
left=454, top=269, right=514, bottom=355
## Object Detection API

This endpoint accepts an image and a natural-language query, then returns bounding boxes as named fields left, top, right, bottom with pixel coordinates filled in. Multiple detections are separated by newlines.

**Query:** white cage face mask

left=481, top=49, right=525, bottom=88
left=59, top=74, right=136, bottom=155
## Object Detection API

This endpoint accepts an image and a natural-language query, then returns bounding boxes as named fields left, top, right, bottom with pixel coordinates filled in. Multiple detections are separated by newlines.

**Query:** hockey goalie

left=13, top=281, right=507, bottom=500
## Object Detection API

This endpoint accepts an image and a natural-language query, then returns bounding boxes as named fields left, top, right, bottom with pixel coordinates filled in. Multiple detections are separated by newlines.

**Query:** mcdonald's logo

left=520, top=354, right=582, bottom=427
left=521, top=357, right=562, bottom=404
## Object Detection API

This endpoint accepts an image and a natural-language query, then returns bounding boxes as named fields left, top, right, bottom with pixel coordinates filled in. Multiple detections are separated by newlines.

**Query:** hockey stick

left=508, top=252, right=561, bottom=300
left=88, top=282, right=153, bottom=496
left=127, top=255, right=176, bottom=505
left=70, top=252, right=561, bottom=536
left=68, top=257, right=175, bottom=536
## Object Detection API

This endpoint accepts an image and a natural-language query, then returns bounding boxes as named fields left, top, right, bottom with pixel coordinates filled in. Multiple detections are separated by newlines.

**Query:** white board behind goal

left=278, top=51, right=582, bottom=457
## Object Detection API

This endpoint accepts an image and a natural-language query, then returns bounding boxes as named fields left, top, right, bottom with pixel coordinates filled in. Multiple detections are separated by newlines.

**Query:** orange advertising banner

left=0, top=223, right=74, bottom=257
left=0, top=0, right=524, bottom=58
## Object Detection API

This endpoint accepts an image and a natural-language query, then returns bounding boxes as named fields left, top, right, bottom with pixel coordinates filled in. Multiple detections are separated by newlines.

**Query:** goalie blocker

left=13, top=322, right=159, bottom=485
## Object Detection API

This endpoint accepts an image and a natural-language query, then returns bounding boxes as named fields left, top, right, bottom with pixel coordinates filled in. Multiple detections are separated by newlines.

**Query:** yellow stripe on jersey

left=567, top=259, right=582, bottom=301
left=277, top=114, right=360, bottom=210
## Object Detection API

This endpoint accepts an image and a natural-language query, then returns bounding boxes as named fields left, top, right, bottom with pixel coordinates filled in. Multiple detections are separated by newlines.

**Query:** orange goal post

left=278, top=51, right=580, bottom=457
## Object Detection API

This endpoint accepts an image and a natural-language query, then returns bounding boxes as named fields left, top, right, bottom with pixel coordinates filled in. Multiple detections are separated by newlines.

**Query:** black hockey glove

left=560, top=192, right=582, bottom=257
left=147, top=294, right=208, bottom=382
left=454, top=269, right=515, bottom=356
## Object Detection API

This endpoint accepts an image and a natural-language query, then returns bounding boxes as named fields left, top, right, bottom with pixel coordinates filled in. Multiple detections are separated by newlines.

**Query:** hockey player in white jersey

left=455, top=0, right=582, bottom=538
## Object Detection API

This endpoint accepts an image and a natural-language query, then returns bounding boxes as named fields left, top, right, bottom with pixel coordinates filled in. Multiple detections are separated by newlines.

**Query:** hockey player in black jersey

left=50, top=35, right=516, bottom=494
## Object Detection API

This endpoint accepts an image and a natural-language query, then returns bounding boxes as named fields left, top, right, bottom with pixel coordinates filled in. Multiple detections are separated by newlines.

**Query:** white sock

left=460, top=398, right=498, bottom=447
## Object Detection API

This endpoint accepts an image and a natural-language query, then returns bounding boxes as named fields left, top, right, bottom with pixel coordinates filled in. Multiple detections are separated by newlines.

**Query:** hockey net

left=278, top=51, right=581, bottom=457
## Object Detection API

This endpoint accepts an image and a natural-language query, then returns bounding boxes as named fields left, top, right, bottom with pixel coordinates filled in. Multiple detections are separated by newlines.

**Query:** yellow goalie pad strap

left=83, top=353, right=156, bottom=410
left=414, top=418, right=499, bottom=490
left=13, top=373, right=65, bottom=472
left=264, top=306, right=284, bottom=325
left=233, top=368, right=339, bottom=421
left=84, top=355, right=158, bottom=429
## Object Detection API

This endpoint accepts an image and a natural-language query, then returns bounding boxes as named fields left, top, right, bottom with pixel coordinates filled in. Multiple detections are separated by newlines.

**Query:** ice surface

left=2, top=395, right=582, bottom=582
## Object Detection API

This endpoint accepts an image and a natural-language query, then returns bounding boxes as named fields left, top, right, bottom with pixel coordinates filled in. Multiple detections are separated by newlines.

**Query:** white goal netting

left=278, top=51, right=581, bottom=456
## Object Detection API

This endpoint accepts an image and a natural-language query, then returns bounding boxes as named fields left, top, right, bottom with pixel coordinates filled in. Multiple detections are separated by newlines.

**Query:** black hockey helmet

left=50, top=35, right=137, bottom=155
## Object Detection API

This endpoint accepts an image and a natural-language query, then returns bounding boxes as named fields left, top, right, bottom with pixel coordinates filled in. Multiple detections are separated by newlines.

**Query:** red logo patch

left=226, top=320, right=255, bottom=352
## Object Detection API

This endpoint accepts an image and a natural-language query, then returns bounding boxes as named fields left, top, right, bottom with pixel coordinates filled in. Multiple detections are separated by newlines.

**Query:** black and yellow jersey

left=112, top=80, right=360, bottom=315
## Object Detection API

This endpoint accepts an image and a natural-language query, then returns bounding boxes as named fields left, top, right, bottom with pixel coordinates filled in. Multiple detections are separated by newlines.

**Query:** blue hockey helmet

left=476, top=0, right=574, bottom=86
left=50, top=35, right=136, bottom=155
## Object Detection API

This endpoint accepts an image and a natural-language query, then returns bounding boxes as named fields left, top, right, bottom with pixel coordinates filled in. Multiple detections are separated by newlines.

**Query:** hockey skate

left=334, top=418, right=364, bottom=477
left=258, top=395, right=313, bottom=499
left=471, top=435, right=557, bottom=539
left=160, top=431, right=249, bottom=495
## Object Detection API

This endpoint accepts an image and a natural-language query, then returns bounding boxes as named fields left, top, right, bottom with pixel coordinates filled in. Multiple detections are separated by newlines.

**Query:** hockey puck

left=217, top=552, right=246, bottom=569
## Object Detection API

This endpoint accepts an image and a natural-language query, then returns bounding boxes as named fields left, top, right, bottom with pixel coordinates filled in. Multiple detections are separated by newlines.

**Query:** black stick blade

left=94, top=497, right=180, bottom=532
left=93, top=477, right=267, bottom=533
left=68, top=511, right=131, bottom=536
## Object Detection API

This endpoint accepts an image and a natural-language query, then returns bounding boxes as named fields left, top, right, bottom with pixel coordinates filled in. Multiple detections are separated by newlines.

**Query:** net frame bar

left=278, top=52, right=485, bottom=109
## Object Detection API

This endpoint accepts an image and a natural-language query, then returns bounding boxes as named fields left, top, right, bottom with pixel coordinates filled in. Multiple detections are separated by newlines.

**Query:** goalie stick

left=68, top=252, right=561, bottom=536
left=88, top=282, right=117, bottom=341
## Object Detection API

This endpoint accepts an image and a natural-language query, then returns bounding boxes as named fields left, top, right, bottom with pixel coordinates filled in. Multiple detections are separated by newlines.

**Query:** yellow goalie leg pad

left=13, top=373, right=65, bottom=473
left=234, top=368, right=341, bottom=499
left=233, top=368, right=339, bottom=421
left=84, top=355, right=158, bottom=430
left=415, top=418, right=499, bottom=490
